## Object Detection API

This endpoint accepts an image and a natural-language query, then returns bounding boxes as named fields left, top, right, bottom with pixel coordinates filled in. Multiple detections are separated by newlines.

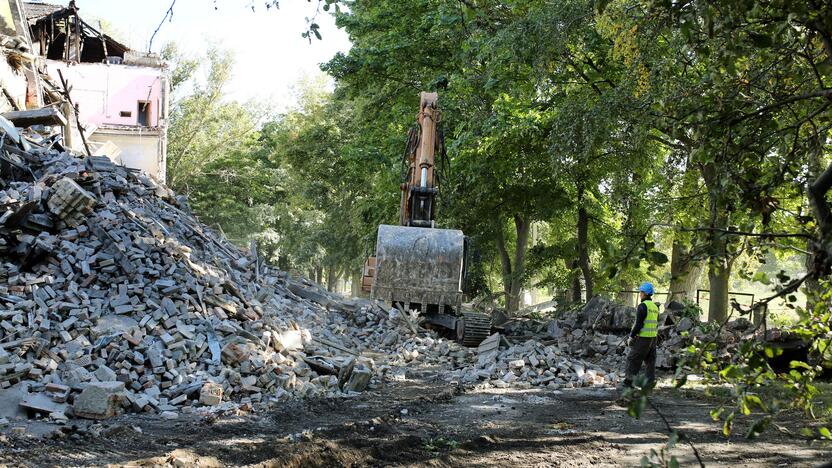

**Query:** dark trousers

left=624, top=336, right=657, bottom=386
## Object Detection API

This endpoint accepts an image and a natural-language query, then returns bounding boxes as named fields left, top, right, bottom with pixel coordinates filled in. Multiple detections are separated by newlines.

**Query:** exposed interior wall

left=89, top=130, right=164, bottom=181
left=46, top=59, right=168, bottom=181
left=45, top=60, right=163, bottom=128
left=0, top=0, right=29, bottom=38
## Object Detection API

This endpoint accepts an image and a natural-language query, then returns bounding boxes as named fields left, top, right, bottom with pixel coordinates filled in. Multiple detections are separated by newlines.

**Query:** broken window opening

left=137, top=101, right=151, bottom=126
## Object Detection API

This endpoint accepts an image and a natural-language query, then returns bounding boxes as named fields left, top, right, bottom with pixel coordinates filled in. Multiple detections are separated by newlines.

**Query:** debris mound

left=451, top=333, right=619, bottom=389
left=0, top=139, right=398, bottom=420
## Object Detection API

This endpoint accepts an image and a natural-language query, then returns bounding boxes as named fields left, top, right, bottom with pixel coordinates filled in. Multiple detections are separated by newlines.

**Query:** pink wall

left=46, top=60, right=164, bottom=128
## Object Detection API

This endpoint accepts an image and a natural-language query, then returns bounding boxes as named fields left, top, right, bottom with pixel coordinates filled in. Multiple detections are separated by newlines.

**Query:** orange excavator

left=362, top=92, right=491, bottom=346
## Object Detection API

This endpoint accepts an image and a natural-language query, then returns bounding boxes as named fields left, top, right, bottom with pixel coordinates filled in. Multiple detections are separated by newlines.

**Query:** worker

left=622, top=282, right=659, bottom=388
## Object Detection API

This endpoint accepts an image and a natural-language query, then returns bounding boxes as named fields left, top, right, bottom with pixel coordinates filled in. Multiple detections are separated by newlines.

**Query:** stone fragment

left=199, top=382, right=223, bottom=406
left=382, top=331, right=399, bottom=347
left=73, top=382, right=126, bottom=420
left=546, top=321, right=564, bottom=338
left=273, top=330, right=303, bottom=352
left=45, top=383, right=71, bottom=403
left=509, top=359, right=525, bottom=369
left=676, top=317, right=694, bottom=332
left=221, top=342, right=251, bottom=365
left=91, top=316, right=139, bottom=339
left=477, top=333, right=501, bottom=354
left=344, top=368, right=372, bottom=392
left=46, top=177, right=97, bottom=227
left=94, top=365, right=117, bottom=382
left=20, top=393, right=68, bottom=416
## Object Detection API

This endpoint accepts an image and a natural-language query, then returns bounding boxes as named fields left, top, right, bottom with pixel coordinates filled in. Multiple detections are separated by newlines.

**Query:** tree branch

left=732, top=274, right=810, bottom=317
left=728, top=89, right=832, bottom=125
left=149, top=0, right=177, bottom=53
left=678, top=226, right=811, bottom=240
left=648, top=398, right=706, bottom=468
left=809, top=161, right=832, bottom=238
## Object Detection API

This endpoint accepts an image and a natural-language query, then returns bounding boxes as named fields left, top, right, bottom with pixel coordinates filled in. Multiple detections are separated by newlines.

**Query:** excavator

left=362, top=92, right=492, bottom=346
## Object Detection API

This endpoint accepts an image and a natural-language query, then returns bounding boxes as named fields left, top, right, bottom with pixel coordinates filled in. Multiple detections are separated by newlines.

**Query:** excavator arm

left=400, top=92, right=440, bottom=228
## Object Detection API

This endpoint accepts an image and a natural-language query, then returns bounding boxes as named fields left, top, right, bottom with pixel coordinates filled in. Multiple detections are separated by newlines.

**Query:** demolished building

left=23, top=0, right=168, bottom=181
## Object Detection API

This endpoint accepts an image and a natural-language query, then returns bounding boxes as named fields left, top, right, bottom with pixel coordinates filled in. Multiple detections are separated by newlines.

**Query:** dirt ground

left=1, top=368, right=829, bottom=467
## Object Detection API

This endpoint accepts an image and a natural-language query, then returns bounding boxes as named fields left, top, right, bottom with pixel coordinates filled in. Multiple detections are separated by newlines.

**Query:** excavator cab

left=362, top=93, right=491, bottom=346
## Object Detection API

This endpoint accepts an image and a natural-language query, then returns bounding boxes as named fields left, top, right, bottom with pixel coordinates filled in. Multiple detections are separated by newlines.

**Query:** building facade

left=24, top=1, right=169, bottom=181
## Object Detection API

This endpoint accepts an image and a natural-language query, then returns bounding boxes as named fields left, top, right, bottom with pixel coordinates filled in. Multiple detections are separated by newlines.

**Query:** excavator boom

left=401, top=92, right=440, bottom=228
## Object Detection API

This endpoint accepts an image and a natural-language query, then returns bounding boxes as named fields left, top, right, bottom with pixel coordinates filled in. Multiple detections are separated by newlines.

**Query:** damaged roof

left=23, top=1, right=64, bottom=23
left=23, top=1, right=131, bottom=62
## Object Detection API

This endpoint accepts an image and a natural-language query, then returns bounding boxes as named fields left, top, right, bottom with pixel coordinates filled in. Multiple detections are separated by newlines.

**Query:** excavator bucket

left=371, top=224, right=466, bottom=311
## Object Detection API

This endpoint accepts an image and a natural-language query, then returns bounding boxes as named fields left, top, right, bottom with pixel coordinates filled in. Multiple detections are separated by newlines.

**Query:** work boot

left=615, top=381, right=634, bottom=406
left=615, top=394, right=632, bottom=407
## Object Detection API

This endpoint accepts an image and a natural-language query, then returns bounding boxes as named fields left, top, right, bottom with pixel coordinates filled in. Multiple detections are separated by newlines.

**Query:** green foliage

left=768, top=310, right=795, bottom=328
left=319, top=0, right=675, bottom=307
left=676, top=300, right=704, bottom=321
left=640, top=449, right=680, bottom=468
left=163, top=43, right=280, bottom=250
left=165, top=44, right=264, bottom=198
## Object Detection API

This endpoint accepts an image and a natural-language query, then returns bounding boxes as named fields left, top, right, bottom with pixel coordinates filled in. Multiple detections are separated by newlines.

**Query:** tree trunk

left=701, top=162, right=731, bottom=323
left=805, top=136, right=823, bottom=311
left=495, top=217, right=513, bottom=310
left=617, top=290, right=636, bottom=307
left=570, top=259, right=582, bottom=303
left=708, top=258, right=731, bottom=323
left=495, top=214, right=531, bottom=313
left=315, top=267, right=323, bottom=285
left=326, top=265, right=338, bottom=292
left=558, top=258, right=582, bottom=307
left=576, top=189, right=593, bottom=300
left=617, top=171, right=642, bottom=308
left=351, top=271, right=361, bottom=298
left=509, top=215, right=531, bottom=311
left=667, top=238, right=703, bottom=306
left=705, top=202, right=729, bottom=321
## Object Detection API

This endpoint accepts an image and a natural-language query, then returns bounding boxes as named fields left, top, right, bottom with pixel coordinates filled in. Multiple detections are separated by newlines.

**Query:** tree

left=257, top=77, right=382, bottom=284
left=597, top=0, right=832, bottom=443
left=323, top=0, right=665, bottom=311
left=164, top=44, right=264, bottom=197
left=164, top=43, right=278, bottom=246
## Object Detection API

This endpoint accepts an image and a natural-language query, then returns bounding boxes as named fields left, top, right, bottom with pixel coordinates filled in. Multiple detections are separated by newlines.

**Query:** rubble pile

left=529, top=298, right=692, bottom=370
left=493, top=297, right=757, bottom=379
left=449, top=333, right=619, bottom=389
left=0, top=135, right=419, bottom=422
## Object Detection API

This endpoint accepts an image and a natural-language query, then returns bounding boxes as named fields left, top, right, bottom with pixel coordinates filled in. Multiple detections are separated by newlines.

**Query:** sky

left=56, top=0, right=352, bottom=108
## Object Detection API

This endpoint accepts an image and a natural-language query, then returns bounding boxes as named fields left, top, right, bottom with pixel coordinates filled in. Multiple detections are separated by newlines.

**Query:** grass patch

left=423, top=436, right=460, bottom=453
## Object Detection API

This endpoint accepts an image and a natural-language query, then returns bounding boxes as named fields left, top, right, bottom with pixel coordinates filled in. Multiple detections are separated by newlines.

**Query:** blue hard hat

left=639, top=282, right=654, bottom=295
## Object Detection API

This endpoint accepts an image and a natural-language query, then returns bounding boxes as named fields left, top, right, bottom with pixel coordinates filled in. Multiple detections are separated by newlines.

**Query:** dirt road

left=1, top=369, right=828, bottom=467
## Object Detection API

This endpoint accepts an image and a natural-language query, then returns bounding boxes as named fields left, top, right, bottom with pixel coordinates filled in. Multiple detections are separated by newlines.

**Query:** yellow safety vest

left=639, top=300, right=659, bottom=338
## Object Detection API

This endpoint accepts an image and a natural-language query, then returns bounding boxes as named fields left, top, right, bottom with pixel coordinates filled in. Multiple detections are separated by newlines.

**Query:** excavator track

left=456, top=312, right=492, bottom=347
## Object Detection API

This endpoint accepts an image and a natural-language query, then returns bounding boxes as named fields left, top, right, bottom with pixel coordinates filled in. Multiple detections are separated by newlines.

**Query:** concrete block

left=73, top=382, right=126, bottom=420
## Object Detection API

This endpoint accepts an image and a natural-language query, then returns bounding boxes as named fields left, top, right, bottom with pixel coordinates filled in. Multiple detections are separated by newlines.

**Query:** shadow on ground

left=1, top=372, right=829, bottom=467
